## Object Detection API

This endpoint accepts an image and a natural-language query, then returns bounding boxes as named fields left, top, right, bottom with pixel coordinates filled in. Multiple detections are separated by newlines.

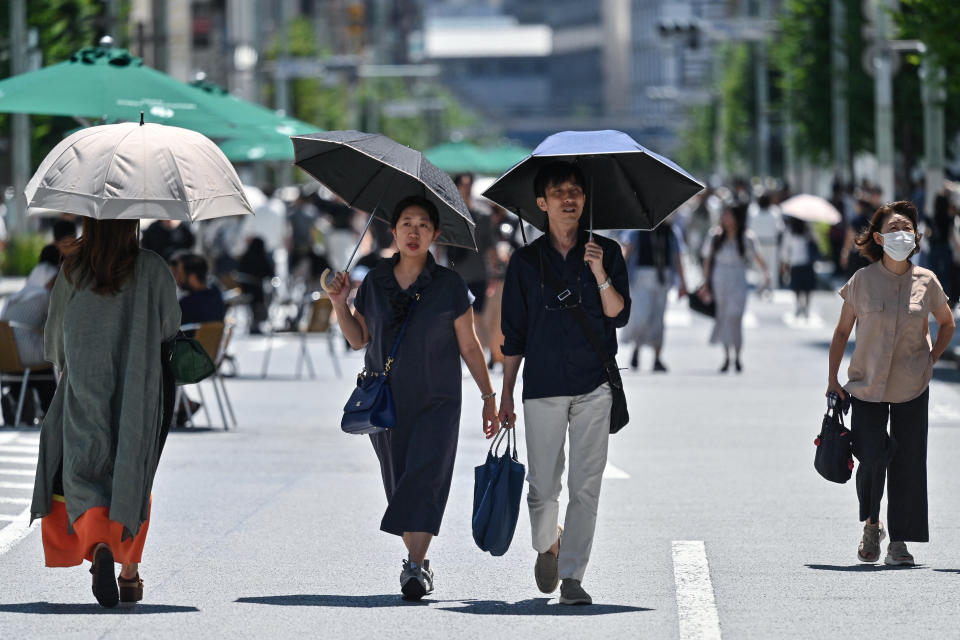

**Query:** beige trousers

left=522, top=383, right=611, bottom=582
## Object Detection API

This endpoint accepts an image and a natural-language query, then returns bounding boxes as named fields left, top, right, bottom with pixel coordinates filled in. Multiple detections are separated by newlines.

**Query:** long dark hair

left=62, top=218, right=140, bottom=295
left=711, top=203, right=748, bottom=258
left=854, top=200, right=922, bottom=263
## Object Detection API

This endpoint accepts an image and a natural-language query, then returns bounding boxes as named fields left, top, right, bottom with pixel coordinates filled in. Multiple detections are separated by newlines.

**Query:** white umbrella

left=26, top=121, right=254, bottom=222
left=779, top=194, right=842, bottom=225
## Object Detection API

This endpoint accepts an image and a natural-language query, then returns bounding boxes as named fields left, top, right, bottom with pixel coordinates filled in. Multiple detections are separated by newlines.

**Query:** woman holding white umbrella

left=27, top=120, right=253, bottom=608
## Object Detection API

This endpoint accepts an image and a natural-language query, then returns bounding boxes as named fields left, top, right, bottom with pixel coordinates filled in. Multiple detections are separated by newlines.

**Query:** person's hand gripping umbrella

left=290, top=130, right=477, bottom=292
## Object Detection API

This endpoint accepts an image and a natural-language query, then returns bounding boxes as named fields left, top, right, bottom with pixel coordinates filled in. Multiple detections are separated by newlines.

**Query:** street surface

left=2, top=289, right=960, bottom=639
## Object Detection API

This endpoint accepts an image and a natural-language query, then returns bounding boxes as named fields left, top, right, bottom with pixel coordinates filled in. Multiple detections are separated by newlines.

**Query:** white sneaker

left=400, top=559, right=434, bottom=601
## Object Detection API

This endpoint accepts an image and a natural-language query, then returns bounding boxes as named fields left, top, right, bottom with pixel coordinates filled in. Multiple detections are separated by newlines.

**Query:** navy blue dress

left=354, top=253, right=472, bottom=536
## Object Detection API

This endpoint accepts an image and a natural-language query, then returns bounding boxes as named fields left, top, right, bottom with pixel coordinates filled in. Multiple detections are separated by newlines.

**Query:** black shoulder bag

left=536, top=245, right=629, bottom=434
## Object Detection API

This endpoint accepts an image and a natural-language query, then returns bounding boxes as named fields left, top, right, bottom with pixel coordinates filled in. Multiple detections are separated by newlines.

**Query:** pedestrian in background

left=748, top=193, right=783, bottom=288
left=780, top=216, right=818, bottom=319
left=827, top=200, right=954, bottom=566
left=699, top=203, right=770, bottom=373
left=327, top=195, right=499, bottom=601
left=499, top=161, right=630, bottom=606
left=30, top=218, right=181, bottom=607
left=622, top=221, right=687, bottom=372
left=449, top=173, right=493, bottom=351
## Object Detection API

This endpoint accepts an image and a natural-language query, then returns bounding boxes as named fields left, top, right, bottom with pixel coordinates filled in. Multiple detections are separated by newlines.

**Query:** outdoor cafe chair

left=0, top=320, right=56, bottom=427
left=259, top=293, right=342, bottom=379
left=174, top=320, right=236, bottom=430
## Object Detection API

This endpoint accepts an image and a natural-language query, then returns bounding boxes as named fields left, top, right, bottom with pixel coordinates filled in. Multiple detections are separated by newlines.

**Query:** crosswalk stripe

left=0, top=456, right=36, bottom=465
left=0, top=445, right=38, bottom=454
left=0, top=505, right=37, bottom=556
left=672, top=540, right=722, bottom=640
left=0, top=514, right=21, bottom=522
left=0, top=469, right=34, bottom=477
left=0, top=481, right=33, bottom=490
left=0, top=496, right=31, bottom=505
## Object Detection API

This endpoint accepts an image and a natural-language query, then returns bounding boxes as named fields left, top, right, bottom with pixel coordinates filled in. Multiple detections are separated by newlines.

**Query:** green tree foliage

left=770, top=0, right=875, bottom=164
left=897, top=0, right=960, bottom=93
left=0, top=0, right=111, bottom=171
left=718, top=43, right=755, bottom=174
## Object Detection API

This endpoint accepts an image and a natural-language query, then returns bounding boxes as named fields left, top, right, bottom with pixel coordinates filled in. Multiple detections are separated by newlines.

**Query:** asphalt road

left=1, top=289, right=959, bottom=639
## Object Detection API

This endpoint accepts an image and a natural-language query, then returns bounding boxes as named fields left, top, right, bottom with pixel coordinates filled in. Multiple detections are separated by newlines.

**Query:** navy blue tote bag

left=472, top=427, right=524, bottom=556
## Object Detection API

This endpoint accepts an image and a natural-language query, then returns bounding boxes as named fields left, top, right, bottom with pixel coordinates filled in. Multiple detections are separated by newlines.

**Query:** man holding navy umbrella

left=497, top=161, right=630, bottom=605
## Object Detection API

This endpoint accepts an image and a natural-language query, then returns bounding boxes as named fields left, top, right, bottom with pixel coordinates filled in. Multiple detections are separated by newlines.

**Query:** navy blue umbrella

left=481, top=129, right=704, bottom=233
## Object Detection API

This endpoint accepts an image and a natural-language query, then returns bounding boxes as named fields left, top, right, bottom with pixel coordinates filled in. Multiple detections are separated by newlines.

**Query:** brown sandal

left=118, top=573, right=144, bottom=604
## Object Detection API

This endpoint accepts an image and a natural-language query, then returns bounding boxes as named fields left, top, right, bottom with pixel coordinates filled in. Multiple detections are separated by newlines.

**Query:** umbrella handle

left=319, top=268, right=334, bottom=294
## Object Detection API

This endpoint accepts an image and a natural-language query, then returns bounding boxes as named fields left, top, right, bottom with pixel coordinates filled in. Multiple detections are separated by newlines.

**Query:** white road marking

left=782, top=312, right=825, bottom=329
left=0, top=505, right=37, bottom=556
left=0, top=456, right=36, bottom=465
left=0, top=513, right=20, bottom=522
left=0, top=496, right=31, bottom=505
left=0, top=445, right=39, bottom=454
left=0, top=469, right=34, bottom=476
left=0, top=433, right=19, bottom=446
left=0, top=481, right=33, bottom=490
left=602, top=462, right=630, bottom=479
left=672, top=540, right=722, bottom=640
left=665, top=308, right=693, bottom=327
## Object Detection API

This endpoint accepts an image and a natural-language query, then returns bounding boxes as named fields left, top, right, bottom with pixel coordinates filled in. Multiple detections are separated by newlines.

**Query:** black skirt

left=789, top=264, right=816, bottom=293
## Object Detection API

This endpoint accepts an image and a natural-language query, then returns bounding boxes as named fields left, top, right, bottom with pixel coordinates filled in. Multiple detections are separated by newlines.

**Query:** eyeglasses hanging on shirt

left=538, top=248, right=584, bottom=311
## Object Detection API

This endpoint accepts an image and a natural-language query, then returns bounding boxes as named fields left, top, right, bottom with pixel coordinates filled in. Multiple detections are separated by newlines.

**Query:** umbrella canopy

left=425, top=141, right=532, bottom=175
left=26, top=122, right=254, bottom=222
left=292, top=130, right=476, bottom=250
left=780, top=194, right=843, bottom=225
left=482, top=129, right=704, bottom=231
left=0, top=45, right=237, bottom=134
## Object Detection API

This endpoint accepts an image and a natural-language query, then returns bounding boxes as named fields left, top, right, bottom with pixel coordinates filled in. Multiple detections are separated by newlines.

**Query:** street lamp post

left=8, top=0, right=30, bottom=234
left=831, top=0, right=850, bottom=184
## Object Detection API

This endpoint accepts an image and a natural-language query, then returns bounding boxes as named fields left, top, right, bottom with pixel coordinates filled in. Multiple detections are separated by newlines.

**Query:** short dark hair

left=38, top=244, right=61, bottom=266
left=453, top=173, right=474, bottom=187
left=53, top=219, right=77, bottom=242
left=391, top=195, right=440, bottom=230
left=178, top=253, right=209, bottom=282
left=855, top=200, right=923, bottom=262
left=533, top=161, right=585, bottom=199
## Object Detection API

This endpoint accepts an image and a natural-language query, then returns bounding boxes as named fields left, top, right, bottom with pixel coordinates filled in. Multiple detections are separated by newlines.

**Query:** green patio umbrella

left=0, top=44, right=240, bottom=134
left=188, top=79, right=319, bottom=161
left=424, top=141, right=489, bottom=174
left=425, top=141, right=532, bottom=175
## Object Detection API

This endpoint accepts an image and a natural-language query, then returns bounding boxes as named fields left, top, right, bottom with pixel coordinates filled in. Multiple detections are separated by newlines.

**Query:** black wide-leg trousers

left=850, top=388, right=929, bottom=542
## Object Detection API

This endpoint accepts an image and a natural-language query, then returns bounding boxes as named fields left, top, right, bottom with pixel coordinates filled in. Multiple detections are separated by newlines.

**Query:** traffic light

left=657, top=18, right=701, bottom=49
left=347, top=2, right=366, bottom=41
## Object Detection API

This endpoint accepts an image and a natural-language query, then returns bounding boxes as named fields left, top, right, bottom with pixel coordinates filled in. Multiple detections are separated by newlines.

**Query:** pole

left=921, top=60, right=946, bottom=217
left=274, top=1, right=293, bottom=186
left=873, top=0, right=896, bottom=201
left=754, top=1, right=770, bottom=181
left=9, top=0, right=30, bottom=235
left=830, top=0, right=850, bottom=183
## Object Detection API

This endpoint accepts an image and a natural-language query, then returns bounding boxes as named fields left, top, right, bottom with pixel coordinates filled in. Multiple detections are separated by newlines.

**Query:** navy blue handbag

left=341, top=294, right=419, bottom=435
left=472, top=426, right=525, bottom=556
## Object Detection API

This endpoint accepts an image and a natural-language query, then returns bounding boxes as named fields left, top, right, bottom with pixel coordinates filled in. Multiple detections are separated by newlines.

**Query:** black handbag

left=814, top=392, right=854, bottom=483
left=341, top=293, right=419, bottom=435
left=536, top=245, right=629, bottom=434
left=688, top=286, right=716, bottom=317
left=162, top=331, right=216, bottom=385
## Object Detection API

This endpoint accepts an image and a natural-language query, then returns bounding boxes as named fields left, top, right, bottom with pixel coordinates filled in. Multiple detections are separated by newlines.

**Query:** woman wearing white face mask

left=827, top=201, right=955, bottom=566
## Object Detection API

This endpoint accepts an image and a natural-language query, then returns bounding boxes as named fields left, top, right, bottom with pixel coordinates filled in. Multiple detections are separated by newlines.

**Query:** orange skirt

left=41, top=495, right=151, bottom=568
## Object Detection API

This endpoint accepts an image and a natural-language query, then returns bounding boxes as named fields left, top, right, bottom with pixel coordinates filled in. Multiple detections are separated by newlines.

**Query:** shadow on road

left=235, top=595, right=651, bottom=615
left=236, top=594, right=431, bottom=607
left=805, top=564, right=924, bottom=572
left=0, top=602, right=199, bottom=614
left=933, top=569, right=960, bottom=574
left=436, top=597, right=652, bottom=616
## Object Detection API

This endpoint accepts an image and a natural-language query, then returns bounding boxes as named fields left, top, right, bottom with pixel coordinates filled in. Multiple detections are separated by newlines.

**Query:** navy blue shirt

left=501, top=231, right=630, bottom=400
left=179, top=286, right=226, bottom=326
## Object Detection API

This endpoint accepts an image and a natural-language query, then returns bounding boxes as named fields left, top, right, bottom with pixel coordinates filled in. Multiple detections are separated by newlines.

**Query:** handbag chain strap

left=383, top=292, right=420, bottom=376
